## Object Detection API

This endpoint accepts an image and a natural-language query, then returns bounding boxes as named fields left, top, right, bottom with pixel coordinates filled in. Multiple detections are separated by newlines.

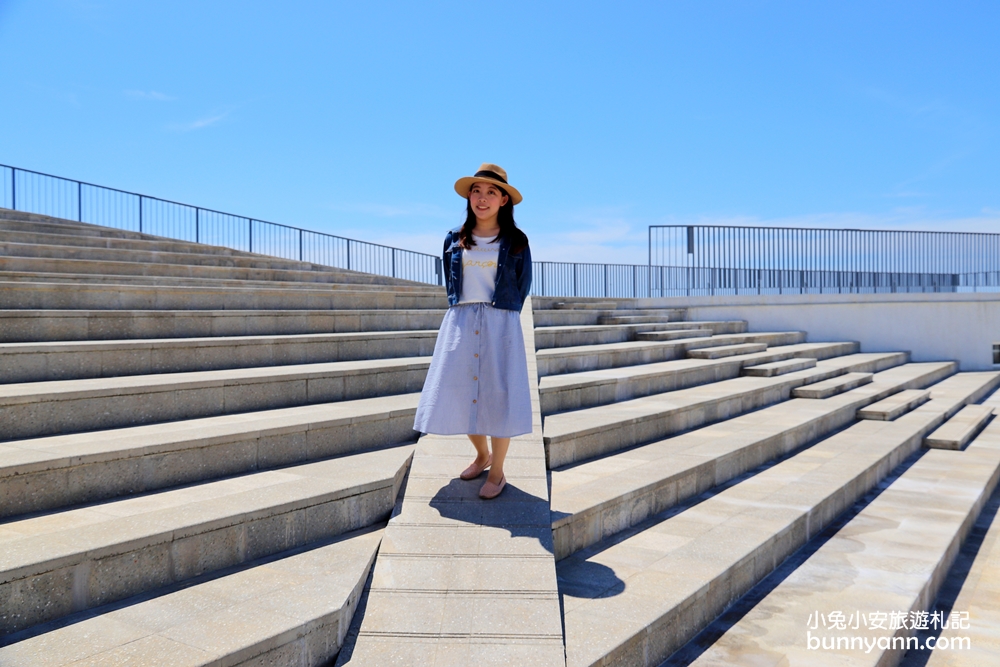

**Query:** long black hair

left=458, top=185, right=528, bottom=254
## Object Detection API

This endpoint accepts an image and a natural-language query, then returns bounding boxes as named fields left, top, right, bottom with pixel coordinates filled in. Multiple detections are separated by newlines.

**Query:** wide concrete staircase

left=0, top=209, right=444, bottom=665
left=533, top=297, right=1000, bottom=667
left=3, top=209, right=1000, bottom=666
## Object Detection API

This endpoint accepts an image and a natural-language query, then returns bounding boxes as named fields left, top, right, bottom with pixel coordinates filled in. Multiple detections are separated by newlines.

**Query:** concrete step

left=684, top=407, right=1000, bottom=667
left=533, top=321, right=744, bottom=350
left=0, top=209, right=207, bottom=241
left=550, top=361, right=958, bottom=560
left=530, top=308, right=690, bottom=328
left=0, top=268, right=439, bottom=294
left=0, top=308, right=446, bottom=343
left=687, top=343, right=768, bottom=359
left=540, top=344, right=879, bottom=416
left=0, top=393, right=421, bottom=518
left=0, top=527, right=382, bottom=666
left=543, top=354, right=927, bottom=470
left=922, top=438, right=1000, bottom=666
left=0, top=357, right=429, bottom=441
left=0, top=330, right=438, bottom=383
left=859, top=388, right=932, bottom=420
left=742, top=356, right=818, bottom=376
left=558, top=372, right=1000, bottom=667
left=537, top=331, right=808, bottom=377
left=0, top=445, right=412, bottom=636
left=599, top=314, right=696, bottom=325
left=924, top=403, right=994, bottom=450
left=0, top=238, right=407, bottom=276
left=634, top=328, right=716, bottom=341
left=0, top=279, right=447, bottom=311
left=552, top=301, right=619, bottom=310
left=792, top=371, right=873, bottom=398
left=0, top=225, right=364, bottom=266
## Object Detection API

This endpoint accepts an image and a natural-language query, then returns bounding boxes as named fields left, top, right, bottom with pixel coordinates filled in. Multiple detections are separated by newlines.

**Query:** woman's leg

left=467, top=434, right=490, bottom=467
left=486, top=436, right=510, bottom=484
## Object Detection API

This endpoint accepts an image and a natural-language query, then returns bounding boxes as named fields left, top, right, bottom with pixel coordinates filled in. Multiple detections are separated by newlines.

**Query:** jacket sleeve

left=442, top=232, right=454, bottom=295
left=517, top=244, right=532, bottom=305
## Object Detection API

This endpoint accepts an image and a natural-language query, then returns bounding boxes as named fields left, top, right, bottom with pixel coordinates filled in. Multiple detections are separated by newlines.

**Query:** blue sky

left=1, top=1, right=997, bottom=263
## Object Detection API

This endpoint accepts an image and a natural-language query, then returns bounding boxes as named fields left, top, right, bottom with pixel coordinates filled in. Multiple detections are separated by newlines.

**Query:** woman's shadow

left=427, top=476, right=626, bottom=600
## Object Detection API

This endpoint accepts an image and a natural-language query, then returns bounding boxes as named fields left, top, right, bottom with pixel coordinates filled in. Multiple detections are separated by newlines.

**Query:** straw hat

left=454, top=163, right=523, bottom=205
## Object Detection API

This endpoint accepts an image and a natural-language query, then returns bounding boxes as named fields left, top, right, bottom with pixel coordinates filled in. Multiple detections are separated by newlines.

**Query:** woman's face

left=469, top=181, right=508, bottom=223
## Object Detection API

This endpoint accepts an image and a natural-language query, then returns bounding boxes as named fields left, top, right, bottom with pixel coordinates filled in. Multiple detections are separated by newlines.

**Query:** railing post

left=77, top=181, right=82, bottom=221
left=248, top=218, right=253, bottom=253
left=10, top=168, right=14, bottom=210
left=435, top=257, right=443, bottom=286
left=392, top=248, right=397, bottom=278
left=138, top=195, right=143, bottom=233
left=604, top=264, right=608, bottom=297
left=573, top=263, right=578, bottom=297
left=299, top=228, right=303, bottom=261
left=346, top=239, right=351, bottom=270
left=195, top=209, right=200, bottom=243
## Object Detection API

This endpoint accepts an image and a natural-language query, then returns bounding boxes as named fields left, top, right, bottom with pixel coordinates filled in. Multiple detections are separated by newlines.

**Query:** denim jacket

left=443, top=227, right=532, bottom=312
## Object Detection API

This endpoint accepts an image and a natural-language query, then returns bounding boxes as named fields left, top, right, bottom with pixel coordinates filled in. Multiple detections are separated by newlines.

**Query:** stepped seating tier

left=0, top=527, right=382, bottom=667
left=685, top=401, right=1000, bottom=667
left=542, top=352, right=922, bottom=470
left=859, top=388, right=931, bottom=420
left=0, top=330, right=439, bottom=383
left=0, top=279, right=447, bottom=311
left=0, top=393, right=421, bottom=518
left=558, top=371, right=1000, bottom=667
left=533, top=320, right=744, bottom=350
left=540, top=342, right=865, bottom=415
left=0, top=357, right=429, bottom=441
left=0, top=308, right=446, bottom=343
left=0, top=446, right=413, bottom=636
left=791, top=371, right=873, bottom=398
left=924, top=403, right=994, bottom=450
left=549, top=360, right=953, bottom=560
left=537, top=331, right=807, bottom=376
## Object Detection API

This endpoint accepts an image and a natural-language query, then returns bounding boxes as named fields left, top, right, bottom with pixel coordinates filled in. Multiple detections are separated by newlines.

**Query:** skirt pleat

left=413, top=303, right=533, bottom=438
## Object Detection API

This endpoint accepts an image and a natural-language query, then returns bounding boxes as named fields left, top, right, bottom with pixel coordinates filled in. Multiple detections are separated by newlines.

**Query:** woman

left=413, top=163, right=533, bottom=499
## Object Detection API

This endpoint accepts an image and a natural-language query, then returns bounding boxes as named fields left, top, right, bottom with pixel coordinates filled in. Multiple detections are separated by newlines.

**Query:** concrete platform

left=859, top=388, right=932, bottom=421
left=924, top=404, right=994, bottom=450
left=742, top=356, right=818, bottom=377
left=687, top=342, right=768, bottom=359
left=792, top=371, right=873, bottom=399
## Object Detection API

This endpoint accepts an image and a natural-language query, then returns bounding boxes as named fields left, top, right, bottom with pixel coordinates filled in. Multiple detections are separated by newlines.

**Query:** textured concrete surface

left=925, top=404, right=994, bottom=450
left=558, top=373, right=1000, bottom=667
left=686, top=404, right=1000, bottom=667
left=0, top=528, right=383, bottom=667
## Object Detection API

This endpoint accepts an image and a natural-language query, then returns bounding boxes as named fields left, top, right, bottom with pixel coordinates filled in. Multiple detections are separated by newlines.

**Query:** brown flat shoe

left=479, top=474, right=506, bottom=500
left=459, top=454, right=491, bottom=481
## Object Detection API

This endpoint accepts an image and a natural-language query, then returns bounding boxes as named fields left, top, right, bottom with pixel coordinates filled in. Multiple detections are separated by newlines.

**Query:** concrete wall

left=632, top=293, right=1000, bottom=371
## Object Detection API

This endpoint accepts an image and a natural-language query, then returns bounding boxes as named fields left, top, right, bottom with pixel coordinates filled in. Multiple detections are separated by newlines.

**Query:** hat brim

left=454, top=176, right=523, bottom=205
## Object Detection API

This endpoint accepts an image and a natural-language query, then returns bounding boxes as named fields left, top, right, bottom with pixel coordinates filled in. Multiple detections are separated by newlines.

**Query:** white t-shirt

left=459, top=234, right=500, bottom=304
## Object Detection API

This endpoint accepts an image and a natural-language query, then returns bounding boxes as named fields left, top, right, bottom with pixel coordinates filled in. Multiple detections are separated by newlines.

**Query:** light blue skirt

left=414, top=302, right=533, bottom=438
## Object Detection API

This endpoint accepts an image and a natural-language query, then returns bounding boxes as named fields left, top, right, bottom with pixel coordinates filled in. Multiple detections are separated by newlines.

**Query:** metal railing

left=647, top=224, right=1000, bottom=296
left=0, top=164, right=443, bottom=285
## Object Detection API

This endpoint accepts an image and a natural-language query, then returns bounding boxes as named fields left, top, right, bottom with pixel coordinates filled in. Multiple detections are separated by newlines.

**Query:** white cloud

left=125, top=89, right=175, bottom=101
left=167, top=111, right=231, bottom=132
